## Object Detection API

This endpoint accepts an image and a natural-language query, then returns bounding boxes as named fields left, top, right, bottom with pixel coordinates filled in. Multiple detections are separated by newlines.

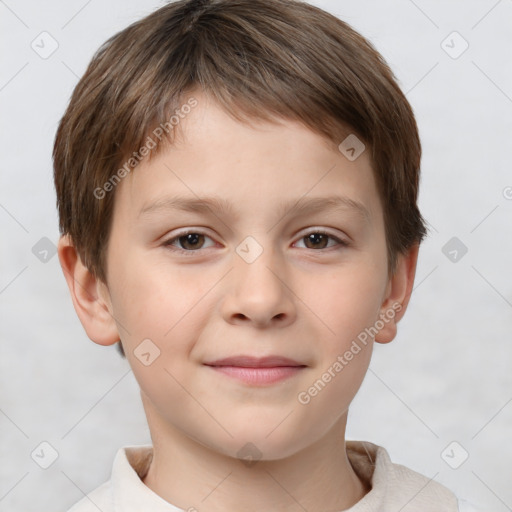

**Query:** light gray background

left=1, top=0, right=511, bottom=510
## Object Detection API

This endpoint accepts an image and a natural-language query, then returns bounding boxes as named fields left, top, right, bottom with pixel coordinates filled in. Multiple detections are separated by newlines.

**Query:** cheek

left=296, top=274, right=377, bottom=420
left=109, top=260, right=208, bottom=405
left=307, top=261, right=385, bottom=407
left=108, top=250, right=215, bottom=351
left=312, top=264, right=385, bottom=346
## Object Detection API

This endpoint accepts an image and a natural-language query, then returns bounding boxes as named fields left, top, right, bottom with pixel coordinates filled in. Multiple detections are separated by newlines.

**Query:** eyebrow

left=138, top=194, right=371, bottom=224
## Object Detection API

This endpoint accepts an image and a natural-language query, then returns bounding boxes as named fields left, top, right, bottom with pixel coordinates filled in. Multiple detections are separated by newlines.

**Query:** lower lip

left=206, top=365, right=305, bottom=385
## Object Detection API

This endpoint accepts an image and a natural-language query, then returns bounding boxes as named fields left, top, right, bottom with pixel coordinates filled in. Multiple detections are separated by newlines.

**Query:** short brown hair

left=54, top=0, right=428, bottom=357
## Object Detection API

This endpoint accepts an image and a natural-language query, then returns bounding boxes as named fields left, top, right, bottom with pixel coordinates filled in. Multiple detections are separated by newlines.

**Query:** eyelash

left=162, top=229, right=349, bottom=254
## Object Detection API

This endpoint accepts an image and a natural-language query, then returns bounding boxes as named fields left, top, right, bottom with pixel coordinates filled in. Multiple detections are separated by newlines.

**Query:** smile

left=203, top=355, right=308, bottom=385
left=204, top=365, right=306, bottom=385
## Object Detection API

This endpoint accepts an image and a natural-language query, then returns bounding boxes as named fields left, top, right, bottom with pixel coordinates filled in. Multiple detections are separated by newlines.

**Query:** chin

left=206, top=423, right=312, bottom=463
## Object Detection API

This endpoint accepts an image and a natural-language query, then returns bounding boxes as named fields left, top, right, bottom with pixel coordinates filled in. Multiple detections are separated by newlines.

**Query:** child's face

left=82, top=91, right=413, bottom=459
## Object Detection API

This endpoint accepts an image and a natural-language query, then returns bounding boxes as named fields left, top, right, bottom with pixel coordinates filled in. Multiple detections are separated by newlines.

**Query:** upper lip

left=204, top=356, right=306, bottom=367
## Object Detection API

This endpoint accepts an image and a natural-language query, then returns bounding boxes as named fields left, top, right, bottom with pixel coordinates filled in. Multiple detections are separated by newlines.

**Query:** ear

left=57, top=234, right=120, bottom=346
left=374, top=243, right=420, bottom=344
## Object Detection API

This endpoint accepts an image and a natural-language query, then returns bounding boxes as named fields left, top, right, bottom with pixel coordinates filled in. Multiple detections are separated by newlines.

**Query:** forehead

left=115, top=92, right=383, bottom=226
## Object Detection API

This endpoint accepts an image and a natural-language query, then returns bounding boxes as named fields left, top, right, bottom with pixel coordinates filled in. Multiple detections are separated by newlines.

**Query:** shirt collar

left=109, top=441, right=392, bottom=511
left=112, top=444, right=183, bottom=511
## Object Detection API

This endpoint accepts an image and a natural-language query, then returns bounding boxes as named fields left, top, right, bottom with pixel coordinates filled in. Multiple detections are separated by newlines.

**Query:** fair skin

left=58, top=90, right=419, bottom=512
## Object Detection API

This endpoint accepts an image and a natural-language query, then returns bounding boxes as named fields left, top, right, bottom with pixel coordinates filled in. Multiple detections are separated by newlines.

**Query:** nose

left=220, top=243, right=296, bottom=329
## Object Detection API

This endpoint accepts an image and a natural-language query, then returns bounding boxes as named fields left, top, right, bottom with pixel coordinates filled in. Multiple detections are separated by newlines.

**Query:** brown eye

left=178, top=233, right=205, bottom=250
left=304, top=233, right=329, bottom=249
left=163, top=231, right=216, bottom=252
left=295, top=231, right=348, bottom=250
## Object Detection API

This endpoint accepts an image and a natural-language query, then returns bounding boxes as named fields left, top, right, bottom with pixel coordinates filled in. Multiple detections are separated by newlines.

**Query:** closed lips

left=204, top=356, right=306, bottom=367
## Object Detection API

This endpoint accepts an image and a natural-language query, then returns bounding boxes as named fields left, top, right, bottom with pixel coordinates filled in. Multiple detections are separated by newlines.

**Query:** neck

left=140, top=394, right=368, bottom=512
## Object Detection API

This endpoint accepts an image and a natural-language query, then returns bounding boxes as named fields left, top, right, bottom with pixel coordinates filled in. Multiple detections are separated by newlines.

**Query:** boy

left=54, top=0, right=479, bottom=510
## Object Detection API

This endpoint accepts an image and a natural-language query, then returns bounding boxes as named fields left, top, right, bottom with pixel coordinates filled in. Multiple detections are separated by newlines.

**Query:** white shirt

left=66, top=440, right=481, bottom=512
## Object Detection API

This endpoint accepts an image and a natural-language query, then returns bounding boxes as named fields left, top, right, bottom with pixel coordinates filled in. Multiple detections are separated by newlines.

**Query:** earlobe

left=374, top=243, right=420, bottom=344
left=57, top=235, right=120, bottom=346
